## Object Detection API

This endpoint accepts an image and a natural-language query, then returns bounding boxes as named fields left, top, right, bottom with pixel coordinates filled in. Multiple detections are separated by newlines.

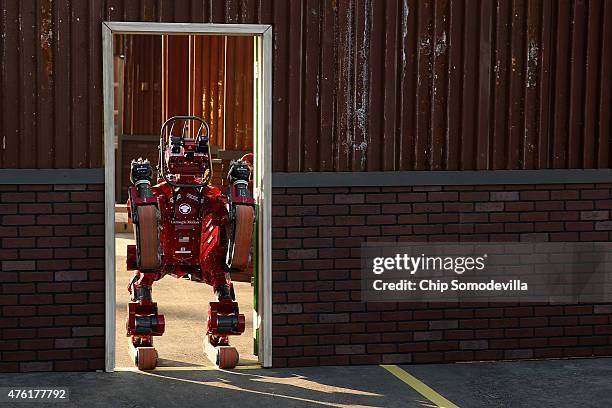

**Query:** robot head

left=159, top=116, right=213, bottom=187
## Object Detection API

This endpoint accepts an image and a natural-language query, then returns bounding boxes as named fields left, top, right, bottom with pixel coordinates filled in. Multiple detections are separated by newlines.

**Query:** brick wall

left=0, top=184, right=105, bottom=372
left=271, top=184, right=612, bottom=367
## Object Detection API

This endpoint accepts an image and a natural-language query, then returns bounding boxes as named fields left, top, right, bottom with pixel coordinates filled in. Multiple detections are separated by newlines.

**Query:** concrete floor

left=1, top=358, right=611, bottom=407
left=115, top=233, right=257, bottom=368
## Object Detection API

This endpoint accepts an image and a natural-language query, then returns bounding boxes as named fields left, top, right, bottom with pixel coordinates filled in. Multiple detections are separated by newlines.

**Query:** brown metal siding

left=120, top=35, right=162, bottom=136
left=223, top=35, right=254, bottom=151
left=191, top=35, right=225, bottom=147
left=0, top=0, right=610, bottom=171
left=191, top=35, right=254, bottom=151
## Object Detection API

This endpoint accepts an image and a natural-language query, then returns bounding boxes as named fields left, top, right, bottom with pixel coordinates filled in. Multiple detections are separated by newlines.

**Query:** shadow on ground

left=2, top=356, right=612, bottom=407
left=0, top=366, right=421, bottom=408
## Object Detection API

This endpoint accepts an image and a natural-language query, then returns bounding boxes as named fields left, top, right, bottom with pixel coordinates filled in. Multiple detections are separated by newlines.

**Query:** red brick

left=0, top=226, right=18, bottom=237
left=53, top=203, right=88, bottom=214
left=413, top=352, right=444, bottom=363
left=367, top=214, right=396, bottom=224
left=562, top=347, right=594, bottom=357
left=566, top=201, right=594, bottom=210
left=519, top=191, right=549, bottom=200
left=2, top=192, right=36, bottom=203
left=20, top=362, right=53, bottom=372
left=72, top=214, right=105, bottom=224
left=533, top=348, right=563, bottom=358
left=549, top=190, right=578, bottom=200
left=365, top=193, right=396, bottom=203
left=547, top=212, right=578, bottom=222
left=318, top=313, right=349, bottom=323
left=70, top=191, right=103, bottom=202
left=37, top=260, right=70, bottom=270
left=445, top=330, right=474, bottom=340
left=532, top=327, right=562, bottom=337
left=581, top=210, right=609, bottom=220
left=578, top=336, right=609, bottom=346
left=534, top=201, right=564, bottom=211
left=2, top=237, right=35, bottom=248
left=550, top=316, right=578, bottom=326
left=549, top=337, right=578, bottom=347
left=71, top=326, right=104, bottom=337
left=71, top=304, right=105, bottom=314
left=314, top=226, right=346, bottom=238
left=286, top=335, right=318, bottom=346
left=491, top=191, right=519, bottom=201
left=475, top=202, right=504, bottom=212
left=3, top=328, right=37, bottom=339
left=2, top=215, right=35, bottom=225
left=474, top=329, right=504, bottom=338
left=2, top=282, right=35, bottom=294
left=503, top=202, right=534, bottom=212
left=594, top=325, right=612, bottom=335
left=335, top=344, right=365, bottom=354
left=429, top=213, right=459, bottom=223
left=54, top=360, right=89, bottom=371
left=334, top=194, right=364, bottom=204
left=459, top=319, right=489, bottom=329
left=459, top=192, right=489, bottom=201
left=0, top=271, right=18, bottom=284
left=474, top=350, right=504, bottom=360
left=301, top=345, right=333, bottom=356
left=504, top=349, right=533, bottom=359
left=595, top=200, right=612, bottom=209
left=414, top=331, right=443, bottom=341
left=3, top=306, right=36, bottom=317
left=381, top=203, right=411, bottom=214
left=350, top=354, right=381, bottom=365
left=19, top=294, right=53, bottom=305
left=382, top=353, right=413, bottom=364
left=565, top=221, right=593, bottom=231
left=581, top=189, right=609, bottom=199
left=506, top=328, right=534, bottom=337
left=303, top=303, right=334, bottom=313
left=54, top=270, right=88, bottom=281
left=520, top=212, right=549, bottom=222
left=428, top=192, right=458, bottom=201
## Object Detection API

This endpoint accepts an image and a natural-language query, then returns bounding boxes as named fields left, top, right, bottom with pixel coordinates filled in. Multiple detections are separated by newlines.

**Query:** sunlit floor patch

left=132, top=369, right=383, bottom=408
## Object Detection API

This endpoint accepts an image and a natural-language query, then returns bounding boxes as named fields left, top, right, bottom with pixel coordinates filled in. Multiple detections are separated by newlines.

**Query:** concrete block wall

left=270, top=184, right=612, bottom=367
left=0, top=184, right=105, bottom=372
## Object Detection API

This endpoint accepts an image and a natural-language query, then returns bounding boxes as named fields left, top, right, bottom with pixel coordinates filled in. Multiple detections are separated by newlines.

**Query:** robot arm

left=225, top=155, right=255, bottom=271
left=127, top=158, right=161, bottom=271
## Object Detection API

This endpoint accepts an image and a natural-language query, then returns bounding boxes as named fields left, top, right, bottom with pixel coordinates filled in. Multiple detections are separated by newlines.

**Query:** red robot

left=125, top=116, right=254, bottom=370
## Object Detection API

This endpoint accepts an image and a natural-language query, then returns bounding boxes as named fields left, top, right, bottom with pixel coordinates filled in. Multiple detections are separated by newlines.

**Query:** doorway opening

left=102, top=23, right=272, bottom=372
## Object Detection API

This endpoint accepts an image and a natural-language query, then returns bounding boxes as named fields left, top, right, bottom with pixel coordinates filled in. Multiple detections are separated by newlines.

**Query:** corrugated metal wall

left=188, top=35, right=254, bottom=151
left=120, top=35, right=162, bottom=135
left=222, top=36, right=254, bottom=151
left=0, top=0, right=610, bottom=171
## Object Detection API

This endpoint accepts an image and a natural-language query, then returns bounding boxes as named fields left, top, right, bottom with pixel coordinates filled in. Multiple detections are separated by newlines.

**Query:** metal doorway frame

left=102, top=22, right=273, bottom=371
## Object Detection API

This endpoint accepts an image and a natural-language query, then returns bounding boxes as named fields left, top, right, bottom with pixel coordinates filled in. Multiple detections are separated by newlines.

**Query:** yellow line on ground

left=381, top=365, right=459, bottom=408
left=115, top=364, right=261, bottom=372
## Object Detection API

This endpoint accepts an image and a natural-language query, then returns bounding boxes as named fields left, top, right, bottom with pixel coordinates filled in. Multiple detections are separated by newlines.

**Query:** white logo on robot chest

left=178, top=203, right=192, bottom=214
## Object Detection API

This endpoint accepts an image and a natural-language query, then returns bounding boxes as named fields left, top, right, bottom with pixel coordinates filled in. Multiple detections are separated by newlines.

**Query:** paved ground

left=0, top=358, right=611, bottom=407
left=402, top=357, right=612, bottom=407
left=116, top=233, right=256, bottom=368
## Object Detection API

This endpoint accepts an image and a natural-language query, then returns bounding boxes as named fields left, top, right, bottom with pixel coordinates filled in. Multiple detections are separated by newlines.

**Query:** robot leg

left=204, top=275, right=245, bottom=368
left=125, top=270, right=165, bottom=370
